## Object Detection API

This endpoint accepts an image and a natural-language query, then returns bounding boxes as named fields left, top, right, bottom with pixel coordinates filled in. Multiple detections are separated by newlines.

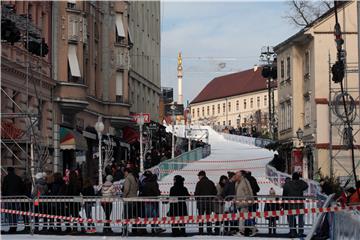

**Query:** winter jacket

left=50, top=179, right=66, bottom=196
left=282, top=179, right=308, bottom=209
left=235, top=176, right=253, bottom=208
left=222, top=180, right=236, bottom=199
left=139, top=175, right=160, bottom=197
left=82, top=186, right=96, bottom=196
left=123, top=173, right=138, bottom=198
left=2, top=172, right=25, bottom=196
left=246, top=175, right=260, bottom=196
left=33, top=178, right=48, bottom=197
left=168, top=183, right=190, bottom=216
left=214, top=183, right=225, bottom=214
left=101, top=181, right=116, bottom=197
left=194, top=176, right=217, bottom=211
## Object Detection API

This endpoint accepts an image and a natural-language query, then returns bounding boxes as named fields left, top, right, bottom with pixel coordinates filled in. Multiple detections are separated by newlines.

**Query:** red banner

left=292, top=149, right=303, bottom=174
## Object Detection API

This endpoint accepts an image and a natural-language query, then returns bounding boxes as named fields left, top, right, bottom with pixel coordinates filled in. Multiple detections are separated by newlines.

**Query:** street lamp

left=296, top=128, right=304, bottom=140
left=137, top=113, right=145, bottom=173
left=95, top=116, right=104, bottom=185
left=170, top=104, right=176, bottom=159
left=187, top=111, right=192, bottom=152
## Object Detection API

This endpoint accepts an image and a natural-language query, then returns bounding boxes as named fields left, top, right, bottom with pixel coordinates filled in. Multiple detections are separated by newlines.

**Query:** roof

left=191, top=67, right=268, bottom=104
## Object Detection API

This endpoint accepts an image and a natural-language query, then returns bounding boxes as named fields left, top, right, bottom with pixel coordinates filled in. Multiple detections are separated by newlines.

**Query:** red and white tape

left=2, top=204, right=358, bottom=225
left=158, top=180, right=283, bottom=186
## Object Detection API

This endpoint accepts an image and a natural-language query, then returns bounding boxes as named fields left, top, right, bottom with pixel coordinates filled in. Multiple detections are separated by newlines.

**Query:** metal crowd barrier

left=1, top=195, right=324, bottom=235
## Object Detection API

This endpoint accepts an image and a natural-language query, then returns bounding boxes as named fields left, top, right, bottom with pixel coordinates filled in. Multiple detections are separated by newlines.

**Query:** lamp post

left=170, top=104, right=176, bottom=158
left=95, top=116, right=105, bottom=185
left=137, top=113, right=145, bottom=173
left=296, top=127, right=307, bottom=178
left=187, top=111, right=192, bottom=152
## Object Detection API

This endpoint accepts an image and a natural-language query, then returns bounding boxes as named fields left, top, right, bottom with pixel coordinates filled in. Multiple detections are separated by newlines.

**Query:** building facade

left=274, top=0, right=359, bottom=179
left=1, top=1, right=55, bottom=177
left=128, top=1, right=161, bottom=121
left=190, top=67, right=278, bottom=135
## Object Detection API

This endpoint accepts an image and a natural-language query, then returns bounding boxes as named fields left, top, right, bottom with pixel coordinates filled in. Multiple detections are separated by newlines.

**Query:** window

left=223, top=103, right=225, bottom=113
left=280, top=60, right=284, bottom=79
left=202, top=107, right=204, bottom=116
left=304, top=51, right=310, bottom=77
left=217, top=104, right=220, bottom=114
left=228, top=102, right=231, bottom=112
left=197, top=108, right=199, bottom=117
left=244, top=99, right=247, bottom=109
left=68, top=44, right=82, bottom=82
left=250, top=98, right=253, bottom=108
left=212, top=105, right=215, bottom=115
left=223, top=121, right=225, bottom=126
left=116, top=71, right=123, bottom=102
left=228, top=120, right=231, bottom=126
left=67, top=0, right=76, bottom=9
left=207, top=106, right=210, bottom=115
left=236, top=100, right=239, bottom=111
left=257, top=96, right=260, bottom=107
left=218, top=122, right=220, bottom=125
left=286, top=57, right=291, bottom=78
left=115, top=14, right=126, bottom=43
left=192, top=109, right=195, bottom=117
left=237, top=118, right=240, bottom=126
left=264, top=95, right=267, bottom=106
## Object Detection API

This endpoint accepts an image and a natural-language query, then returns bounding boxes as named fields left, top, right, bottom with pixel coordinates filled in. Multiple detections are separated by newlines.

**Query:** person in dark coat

left=282, top=172, right=308, bottom=238
left=2, top=167, right=25, bottom=233
left=139, top=171, right=165, bottom=235
left=82, top=178, right=96, bottom=233
left=242, top=170, right=260, bottom=230
left=194, top=170, right=217, bottom=235
left=49, top=172, right=66, bottom=232
left=222, top=171, right=237, bottom=234
left=65, top=170, right=83, bottom=232
left=169, top=175, right=190, bottom=236
left=264, top=188, right=280, bottom=234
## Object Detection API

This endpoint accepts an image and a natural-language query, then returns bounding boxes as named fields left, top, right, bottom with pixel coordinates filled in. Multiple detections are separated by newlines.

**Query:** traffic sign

left=131, top=113, right=151, bottom=123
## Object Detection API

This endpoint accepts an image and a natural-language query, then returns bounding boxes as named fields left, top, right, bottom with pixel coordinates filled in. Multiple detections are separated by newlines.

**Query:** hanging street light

left=137, top=113, right=145, bottom=173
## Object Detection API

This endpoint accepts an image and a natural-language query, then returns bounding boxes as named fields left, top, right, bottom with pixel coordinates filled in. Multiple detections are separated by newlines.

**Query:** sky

left=160, top=1, right=300, bottom=105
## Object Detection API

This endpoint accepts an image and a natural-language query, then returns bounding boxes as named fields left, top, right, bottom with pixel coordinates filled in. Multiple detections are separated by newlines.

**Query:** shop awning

left=123, top=126, right=139, bottom=144
left=60, top=127, right=87, bottom=150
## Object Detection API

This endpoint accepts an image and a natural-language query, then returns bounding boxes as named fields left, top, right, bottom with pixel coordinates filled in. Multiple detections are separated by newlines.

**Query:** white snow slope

left=159, top=125, right=282, bottom=195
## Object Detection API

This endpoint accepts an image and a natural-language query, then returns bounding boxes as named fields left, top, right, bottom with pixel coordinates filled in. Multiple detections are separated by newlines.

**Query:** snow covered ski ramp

left=159, top=125, right=281, bottom=195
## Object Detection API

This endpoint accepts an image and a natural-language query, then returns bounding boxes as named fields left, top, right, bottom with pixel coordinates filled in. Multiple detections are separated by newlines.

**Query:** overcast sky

left=160, top=1, right=300, bottom=105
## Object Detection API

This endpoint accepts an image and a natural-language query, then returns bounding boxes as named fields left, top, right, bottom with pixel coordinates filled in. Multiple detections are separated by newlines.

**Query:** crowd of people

left=3, top=164, right=340, bottom=238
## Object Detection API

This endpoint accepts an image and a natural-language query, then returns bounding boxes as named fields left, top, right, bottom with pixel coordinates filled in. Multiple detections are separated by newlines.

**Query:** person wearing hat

left=101, top=175, right=116, bottom=233
left=194, top=170, right=217, bottom=235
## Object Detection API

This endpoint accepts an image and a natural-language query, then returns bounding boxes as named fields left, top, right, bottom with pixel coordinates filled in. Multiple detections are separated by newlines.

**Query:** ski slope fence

left=149, top=144, right=211, bottom=180
left=218, top=132, right=274, bottom=148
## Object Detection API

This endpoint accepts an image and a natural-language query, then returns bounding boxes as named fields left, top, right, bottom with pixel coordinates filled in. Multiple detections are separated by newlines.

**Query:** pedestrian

left=139, top=171, right=165, bottom=235
left=264, top=188, right=280, bottom=234
left=33, top=172, right=49, bottom=233
left=234, top=171, right=254, bottom=236
left=101, top=175, right=116, bottom=233
left=243, top=170, right=260, bottom=231
left=168, top=175, right=190, bottom=236
left=282, top=172, right=308, bottom=238
left=222, top=171, right=237, bottom=234
left=122, top=168, right=139, bottom=235
left=194, top=170, right=217, bottom=235
left=65, top=170, right=84, bottom=233
left=82, top=178, right=96, bottom=233
left=214, top=175, right=228, bottom=235
left=349, top=181, right=360, bottom=204
left=1, top=167, right=25, bottom=233
left=49, top=172, right=67, bottom=232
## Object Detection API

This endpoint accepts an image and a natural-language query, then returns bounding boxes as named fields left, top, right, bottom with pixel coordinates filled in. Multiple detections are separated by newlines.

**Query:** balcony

left=54, top=82, right=88, bottom=114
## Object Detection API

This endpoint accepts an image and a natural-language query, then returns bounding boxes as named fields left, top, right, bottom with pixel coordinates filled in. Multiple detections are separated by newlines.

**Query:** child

left=264, top=188, right=280, bottom=234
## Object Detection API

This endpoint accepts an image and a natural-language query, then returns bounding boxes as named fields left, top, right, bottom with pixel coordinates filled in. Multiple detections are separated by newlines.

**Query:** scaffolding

left=1, top=2, right=50, bottom=183
left=328, top=58, right=360, bottom=185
